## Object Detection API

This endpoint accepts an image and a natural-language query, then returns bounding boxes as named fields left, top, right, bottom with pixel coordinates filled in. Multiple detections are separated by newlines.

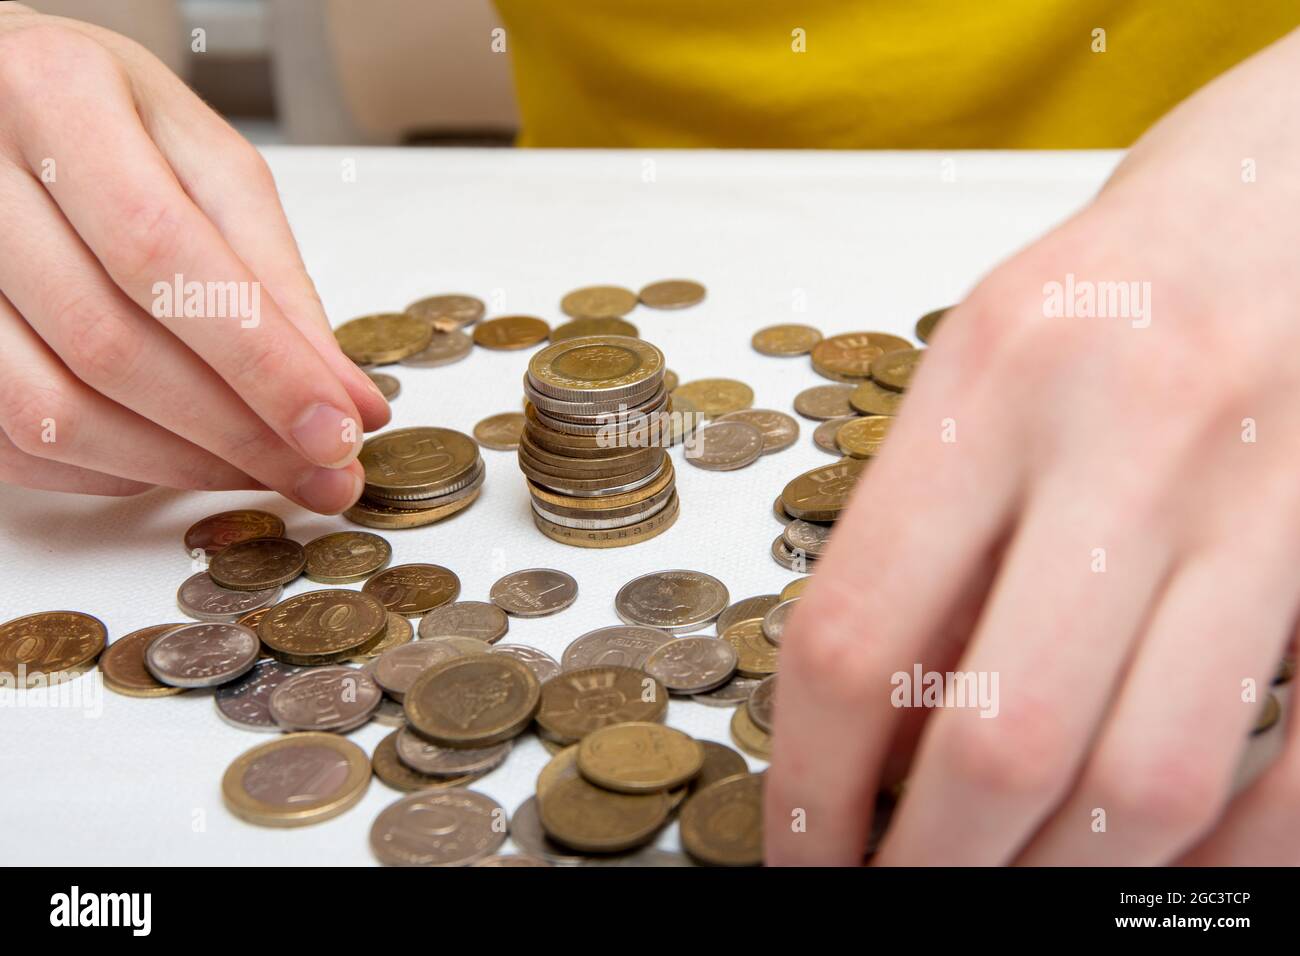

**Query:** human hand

left=767, top=27, right=1300, bottom=865
left=0, top=6, right=389, bottom=511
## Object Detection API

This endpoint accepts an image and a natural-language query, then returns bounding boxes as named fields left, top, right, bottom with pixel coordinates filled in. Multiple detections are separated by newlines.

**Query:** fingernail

left=295, top=466, right=363, bottom=514
left=291, top=403, right=361, bottom=467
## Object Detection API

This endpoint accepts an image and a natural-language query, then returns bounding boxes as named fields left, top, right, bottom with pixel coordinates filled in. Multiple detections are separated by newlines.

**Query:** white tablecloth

left=1, top=147, right=1125, bottom=864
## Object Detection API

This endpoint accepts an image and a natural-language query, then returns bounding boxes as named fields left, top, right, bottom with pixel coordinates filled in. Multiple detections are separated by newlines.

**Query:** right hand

left=0, top=6, right=390, bottom=512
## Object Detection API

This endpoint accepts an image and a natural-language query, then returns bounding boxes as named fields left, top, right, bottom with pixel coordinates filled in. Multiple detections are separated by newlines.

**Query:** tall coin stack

left=345, top=427, right=485, bottom=530
left=521, top=335, right=680, bottom=547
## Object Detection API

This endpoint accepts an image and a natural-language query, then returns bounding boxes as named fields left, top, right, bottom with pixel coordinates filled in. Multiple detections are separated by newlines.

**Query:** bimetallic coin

left=419, top=601, right=509, bottom=644
left=644, top=636, right=738, bottom=694
left=349, top=612, right=413, bottom=662
left=335, top=313, right=432, bottom=365
left=837, top=415, right=893, bottom=458
left=747, top=675, right=776, bottom=733
left=782, top=458, right=868, bottom=522
left=783, top=519, right=831, bottom=559
left=562, top=285, right=638, bottom=319
left=615, top=569, right=729, bottom=634
left=405, top=293, right=485, bottom=331
left=269, top=665, right=382, bottom=733
left=473, top=412, right=525, bottom=451
left=371, top=730, right=482, bottom=792
left=223, top=733, right=370, bottom=827
left=871, top=347, right=924, bottom=391
left=396, top=727, right=512, bottom=777
left=717, top=595, right=781, bottom=635
left=528, top=335, right=664, bottom=403
left=473, top=315, right=550, bottom=350
left=539, top=776, right=670, bottom=853
left=177, top=572, right=281, bottom=623
left=811, top=331, right=912, bottom=382
left=303, top=531, right=392, bottom=584
left=813, top=416, right=856, bottom=455
left=680, top=773, right=763, bottom=866
left=489, top=568, right=579, bottom=618
left=686, top=421, right=764, bottom=472
left=762, top=598, right=799, bottom=646
left=550, top=317, right=639, bottom=342
left=207, top=537, right=306, bottom=592
left=577, top=722, right=704, bottom=793
left=536, top=666, right=667, bottom=744
left=561, top=625, right=674, bottom=671
left=398, top=329, right=473, bottom=367
left=693, top=675, right=761, bottom=707
left=99, top=624, right=185, bottom=698
left=363, top=563, right=461, bottom=617
left=215, top=659, right=304, bottom=731
left=366, top=371, right=400, bottom=401
left=671, top=378, right=753, bottom=418
left=144, top=622, right=259, bottom=688
left=793, top=384, right=855, bottom=420
left=405, top=655, right=540, bottom=748
left=695, top=741, right=750, bottom=790
left=722, top=619, right=778, bottom=678
left=915, top=306, right=950, bottom=343
left=752, top=323, right=822, bottom=356
left=258, top=589, right=388, bottom=665
left=370, top=789, right=507, bottom=867
left=781, top=577, right=812, bottom=601
left=183, top=509, right=284, bottom=557
left=850, top=378, right=906, bottom=416
left=715, top=409, right=799, bottom=454
left=730, top=705, right=773, bottom=760
left=638, top=279, right=705, bottom=310
left=372, top=640, right=469, bottom=702
left=491, top=644, right=561, bottom=683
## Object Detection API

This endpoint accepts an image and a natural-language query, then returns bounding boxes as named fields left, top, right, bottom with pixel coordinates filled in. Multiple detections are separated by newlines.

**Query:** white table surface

left=0, top=147, right=1127, bottom=865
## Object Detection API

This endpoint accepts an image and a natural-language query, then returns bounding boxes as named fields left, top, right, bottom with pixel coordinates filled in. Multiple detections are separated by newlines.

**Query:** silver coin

left=715, top=408, right=799, bottom=454
left=692, top=675, right=761, bottom=707
left=747, top=674, right=776, bottom=733
left=418, top=601, right=509, bottom=643
left=561, top=625, right=675, bottom=671
left=398, top=329, right=473, bottom=367
left=395, top=727, right=512, bottom=776
left=685, top=420, right=764, bottom=471
left=268, top=665, right=383, bottom=733
left=176, top=571, right=281, bottom=623
left=489, top=568, right=578, bottom=618
left=366, top=371, right=401, bottom=401
left=615, top=569, right=730, bottom=634
left=813, top=416, right=857, bottom=455
left=783, top=519, right=832, bottom=559
left=491, top=644, right=561, bottom=683
left=644, top=636, right=738, bottom=694
left=371, top=640, right=467, bottom=702
left=762, top=598, right=800, bottom=646
left=508, top=796, right=587, bottom=865
left=370, top=788, right=506, bottom=867
left=716, top=594, right=781, bottom=635
left=144, top=622, right=260, bottom=688
left=772, top=534, right=818, bottom=573
left=214, top=659, right=304, bottom=731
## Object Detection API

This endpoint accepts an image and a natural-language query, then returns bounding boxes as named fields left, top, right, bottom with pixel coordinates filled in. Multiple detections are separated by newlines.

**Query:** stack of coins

left=345, top=427, right=484, bottom=530
left=520, top=335, right=680, bottom=547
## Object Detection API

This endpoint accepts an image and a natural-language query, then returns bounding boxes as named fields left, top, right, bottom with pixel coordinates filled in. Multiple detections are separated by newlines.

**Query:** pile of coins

left=345, top=426, right=485, bottom=530
left=520, top=335, right=681, bottom=548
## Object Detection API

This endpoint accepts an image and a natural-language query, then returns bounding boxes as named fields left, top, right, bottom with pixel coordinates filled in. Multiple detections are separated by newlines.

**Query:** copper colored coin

left=644, top=636, right=738, bottom=694
left=176, top=572, right=282, bottom=623
left=371, top=639, right=470, bottom=701
left=473, top=412, right=526, bottom=451
left=562, top=625, right=674, bottom=671
left=915, top=306, right=950, bottom=343
left=535, top=665, right=667, bottom=745
left=716, top=595, right=782, bottom=635
left=366, top=371, right=400, bottom=400
left=370, top=788, right=506, bottom=866
left=813, top=416, right=856, bottom=455
left=781, top=458, right=868, bottom=522
left=722, top=619, right=779, bottom=678
left=348, top=612, right=414, bottom=663
left=419, top=601, right=509, bottom=643
left=99, top=624, right=186, bottom=698
left=144, top=622, right=260, bottom=688
left=491, top=644, right=561, bottom=683
left=550, top=317, right=639, bottom=341
left=395, top=726, right=512, bottom=776
left=404, top=655, right=541, bottom=748
left=746, top=675, right=776, bottom=733
left=303, top=531, right=392, bottom=585
left=811, top=331, right=912, bottom=382
left=680, top=773, right=763, bottom=866
left=473, top=315, right=550, bottom=350
left=562, top=285, right=639, bottom=319
left=364, top=564, right=461, bottom=618
left=344, top=487, right=481, bottom=530
left=751, top=323, right=822, bottom=356
left=405, top=293, right=485, bottom=331
left=730, top=705, right=772, bottom=760
left=215, top=659, right=304, bottom=731
left=538, top=776, right=670, bottom=853
left=371, top=730, right=482, bottom=793
left=183, top=510, right=284, bottom=557
left=508, top=795, right=589, bottom=865
left=399, top=329, right=474, bottom=367
left=793, top=384, right=855, bottom=420
left=686, top=421, right=764, bottom=472
left=837, top=415, right=893, bottom=459
left=258, top=589, right=389, bottom=665
left=850, top=379, right=906, bottom=416
left=694, top=741, right=750, bottom=790
left=334, top=313, right=432, bottom=365
left=269, top=665, right=383, bottom=732
left=490, top=568, right=578, bottom=618
left=638, top=279, right=705, bottom=310
left=359, top=427, right=480, bottom=498
left=207, top=537, right=306, bottom=592
left=715, top=409, right=799, bottom=454
left=576, top=722, right=704, bottom=793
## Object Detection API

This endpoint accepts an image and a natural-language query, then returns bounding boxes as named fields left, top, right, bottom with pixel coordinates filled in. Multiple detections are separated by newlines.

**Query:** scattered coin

left=716, top=595, right=782, bottom=635
left=663, top=369, right=679, bottom=392
left=223, top=732, right=370, bottom=827
left=405, top=293, right=485, bottom=331
left=812, top=416, right=855, bottom=455
left=638, top=279, right=705, bottom=310
left=177, top=572, right=282, bottom=624
left=550, top=317, right=639, bottom=341
left=303, top=531, right=392, bottom=584
left=782, top=458, right=867, bottom=521
left=398, top=329, right=474, bottom=367
left=771, top=534, right=817, bottom=573
left=751, top=323, right=823, bottom=356
left=359, top=427, right=480, bottom=499
left=348, top=612, right=413, bottom=662
left=577, top=722, right=704, bottom=793
left=207, top=537, right=306, bottom=592
left=364, top=563, right=461, bottom=617
left=680, top=773, right=763, bottom=866
left=615, top=569, right=730, bottom=634
left=562, top=285, right=639, bottom=319
left=850, top=378, right=906, bottom=416
left=747, top=675, right=776, bottom=734
left=473, top=315, right=550, bottom=350
left=693, top=675, right=761, bottom=707
left=870, top=347, right=924, bottom=391
left=370, top=789, right=506, bottom=866
left=335, top=313, right=433, bottom=365
left=144, top=622, right=259, bottom=688
left=644, top=636, right=738, bottom=694
left=783, top=519, right=832, bottom=559
left=258, top=589, right=388, bottom=665
left=405, top=655, right=540, bottom=748
left=99, top=624, right=186, bottom=698
left=1253, top=693, right=1281, bottom=735
left=371, top=696, right=407, bottom=728
left=269, top=665, right=382, bottom=733
left=508, top=796, right=589, bottom=865
left=345, top=487, right=481, bottom=530
left=722, top=619, right=778, bottom=678
left=915, top=306, right=950, bottom=344
left=539, top=775, right=670, bottom=853
left=491, top=644, right=561, bottom=683
left=773, top=495, right=793, bottom=523
left=366, top=371, right=400, bottom=401
left=396, top=726, right=512, bottom=777
left=371, top=639, right=472, bottom=702
left=730, top=705, right=773, bottom=760
left=837, top=415, right=893, bottom=458
left=490, top=568, right=579, bottom=617
left=214, top=659, right=303, bottom=731
left=671, top=378, right=753, bottom=418
left=716, top=409, right=799, bottom=454
left=781, top=577, right=812, bottom=601
left=426, top=635, right=497, bottom=656
left=473, top=412, right=526, bottom=450
left=371, top=730, right=482, bottom=792
left=536, top=666, right=667, bottom=744
left=183, top=509, right=284, bottom=557
left=811, top=331, right=912, bottom=382
left=762, top=598, right=800, bottom=646
left=419, top=601, right=509, bottom=643
left=793, top=384, right=855, bottom=420
left=561, top=625, right=673, bottom=671
left=474, top=854, right=552, bottom=867
left=695, top=741, right=750, bottom=790
left=686, top=420, right=764, bottom=471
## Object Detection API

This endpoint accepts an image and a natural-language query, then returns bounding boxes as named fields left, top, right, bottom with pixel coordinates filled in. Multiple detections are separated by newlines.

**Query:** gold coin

left=532, top=491, right=680, bottom=548
left=810, top=331, right=912, bottom=382
left=638, top=279, right=705, bottom=310
left=303, top=531, right=392, bottom=584
left=222, top=732, right=370, bottom=827
left=722, top=619, right=778, bottom=678
left=536, top=744, right=581, bottom=798
left=577, top=722, right=704, bottom=794
left=536, top=665, right=667, bottom=745
left=258, top=590, right=388, bottom=664
left=0, top=610, right=107, bottom=687
left=752, top=324, right=823, bottom=356
left=870, top=347, right=924, bottom=392
left=550, top=317, right=639, bottom=341
left=99, top=624, right=186, bottom=698
left=680, top=773, right=763, bottom=866
left=730, top=706, right=772, bottom=760
left=836, top=415, right=892, bottom=458
left=345, top=488, right=480, bottom=530
left=359, top=427, right=479, bottom=497
left=472, top=315, right=550, bottom=350
left=782, top=458, right=867, bottom=522
left=399, top=329, right=474, bottom=367
left=850, top=379, right=906, bottom=416
left=694, top=741, right=750, bottom=791
left=404, top=294, right=485, bottom=331
left=363, top=563, right=460, bottom=618
left=663, top=369, right=679, bottom=392
left=780, top=577, right=812, bottom=601
left=335, top=313, right=433, bottom=365
left=915, top=306, right=950, bottom=344
left=366, top=371, right=400, bottom=400
left=405, top=655, right=540, bottom=748
left=538, top=775, right=670, bottom=853
left=672, top=378, right=754, bottom=418
left=473, top=412, right=525, bottom=451
left=562, top=285, right=639, bottom=319
left=183, top=509, right=284, bottom=557
left=793, top=384, right=855, bottom=421
left=207, top=536, right=306, bottom=592
left=371, top=730, right=483, bottom=792
left=349, top=612, right=413, bottom=663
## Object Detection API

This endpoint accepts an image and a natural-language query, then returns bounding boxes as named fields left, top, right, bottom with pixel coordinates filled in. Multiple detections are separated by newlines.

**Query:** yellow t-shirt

left=492, top=1, right=1297, bottom=148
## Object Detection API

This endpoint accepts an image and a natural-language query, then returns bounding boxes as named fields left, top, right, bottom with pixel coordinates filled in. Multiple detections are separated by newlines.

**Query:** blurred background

left=29, top=0, right=519, bottom=145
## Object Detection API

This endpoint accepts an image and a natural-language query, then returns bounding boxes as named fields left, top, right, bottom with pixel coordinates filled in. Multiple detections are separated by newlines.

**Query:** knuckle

left=212, top=422, right=284, bottom=472
left=227, top=334, right=293, bottom=393
left=0, top=22, right=116, bottom=102
left=54, top=296, right=140, bottom=392
left=1087, top=747, right=1224, bottom=835
left=115, top=196, right=188, bottom=289
left=0, top=376, right=71, bottom=456
left=784, top=589, right=893, bottom=703
left=939, top=698, right=1071, bottom=797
